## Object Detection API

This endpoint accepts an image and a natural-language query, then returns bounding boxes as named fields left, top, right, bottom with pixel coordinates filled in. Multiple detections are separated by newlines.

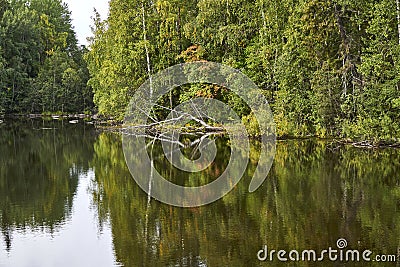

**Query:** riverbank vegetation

left=1, top=0, right=400, bottom=142
left=86, top=0, right=400, bottom=142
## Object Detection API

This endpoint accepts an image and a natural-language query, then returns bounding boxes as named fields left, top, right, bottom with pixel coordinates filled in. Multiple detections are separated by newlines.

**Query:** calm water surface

left=0, top=119, right=399, bottom=266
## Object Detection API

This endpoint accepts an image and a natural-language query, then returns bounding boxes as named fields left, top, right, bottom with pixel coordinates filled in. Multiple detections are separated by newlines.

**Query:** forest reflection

left=1, top=121, right=399, bottom=266
left=0, top=120, right=95, bottom=252
left=91, top=133, right=400, bottom=266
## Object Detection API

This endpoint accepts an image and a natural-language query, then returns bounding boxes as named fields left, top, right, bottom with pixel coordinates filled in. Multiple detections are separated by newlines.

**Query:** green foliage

left=0, top=0, right=399, bottom=140
left=0, top=0, right=92, bottom=114
left=86, top=0, right=196, bottom=120
left=33, top=49, right=91, bottom=112
left=86, top=0, right=399, bottom=140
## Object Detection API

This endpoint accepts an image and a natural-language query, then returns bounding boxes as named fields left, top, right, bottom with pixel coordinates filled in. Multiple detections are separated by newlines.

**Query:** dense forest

left=0, top=0, right=92, bottom=114
left=1, top=0, right=400, bottom=141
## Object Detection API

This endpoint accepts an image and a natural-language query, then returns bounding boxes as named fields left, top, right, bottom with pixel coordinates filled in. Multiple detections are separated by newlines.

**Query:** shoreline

left=1, top=114, right=399, bottom=149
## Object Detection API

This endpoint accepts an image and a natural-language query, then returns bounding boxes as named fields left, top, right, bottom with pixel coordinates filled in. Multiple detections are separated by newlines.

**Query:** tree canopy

left=86, top=0, right=400, bottom=141
left=0, top=0, right=92, bottom=114
left=1, top=0, right=399, bottom=141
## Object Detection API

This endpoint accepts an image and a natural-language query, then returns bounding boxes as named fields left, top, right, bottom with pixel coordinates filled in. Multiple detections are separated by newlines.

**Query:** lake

left=0, top=119, right=399, bottom=266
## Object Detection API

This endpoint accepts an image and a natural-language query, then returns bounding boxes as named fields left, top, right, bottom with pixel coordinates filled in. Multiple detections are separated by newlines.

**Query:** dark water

left=0, top=119, right=399, bottom=267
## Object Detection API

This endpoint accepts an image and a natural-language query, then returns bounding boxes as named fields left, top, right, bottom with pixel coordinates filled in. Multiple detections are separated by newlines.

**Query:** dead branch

left=126, top=103, right=225, bottom=133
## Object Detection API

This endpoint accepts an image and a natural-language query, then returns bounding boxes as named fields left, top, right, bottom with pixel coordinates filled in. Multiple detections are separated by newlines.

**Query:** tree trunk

left=334, top=3, right=349, bottom=97
left=396, top=0, right=400, bottom=44
left=142, top=2, right=153, bottom=99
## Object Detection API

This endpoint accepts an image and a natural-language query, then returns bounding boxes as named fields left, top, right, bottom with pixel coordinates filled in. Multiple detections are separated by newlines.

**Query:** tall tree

left=86, top=0, right=196, bottom=120
left=0, top=0, right=91, bottom=114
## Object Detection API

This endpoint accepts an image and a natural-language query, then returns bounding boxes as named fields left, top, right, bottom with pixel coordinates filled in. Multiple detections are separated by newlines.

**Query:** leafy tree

left=86, top=0, right=197, bottom=120
left=345, top=0, right=400, bottom=140
left=0, top=0, right=91, bottom=114
left=33, top=49, right=89, bottom=112
left=0, top=1, right=40, bottom=112
left=86, top=0, right=399, bottom=141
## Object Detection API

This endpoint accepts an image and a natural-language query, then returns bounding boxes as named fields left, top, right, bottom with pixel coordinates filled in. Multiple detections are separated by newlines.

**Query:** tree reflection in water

left=0, top=119, right=95, bottom=252
left=1, top=121, right=399, bottom=266
left=91, top=134, right=400, bottom=267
